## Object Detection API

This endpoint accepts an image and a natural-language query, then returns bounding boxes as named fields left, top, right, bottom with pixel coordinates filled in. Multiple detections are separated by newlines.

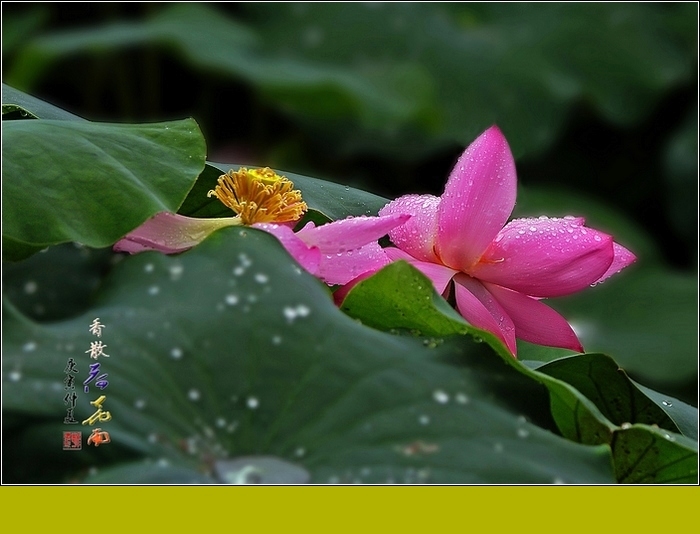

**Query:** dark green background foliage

left=2, top=3, right=697, bottom=483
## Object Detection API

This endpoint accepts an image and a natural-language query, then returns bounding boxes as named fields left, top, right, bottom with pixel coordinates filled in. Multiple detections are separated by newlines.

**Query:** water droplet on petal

left=662, top=400, right=673, bottom=407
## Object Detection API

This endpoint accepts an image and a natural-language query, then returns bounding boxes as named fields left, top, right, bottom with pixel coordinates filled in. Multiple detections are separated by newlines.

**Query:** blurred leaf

left=7, top=3, right=695, bottom=159
left=1, top=6, right=48, bottom=56
left=2, top=118, right=206, bottom=260
left=550, top=268, right=698, bottom=388
left=2, top=228, right=617, bottom=484
left=663, top=108, right=698, bottom=252
left=513, top=185, right=661, bottom=265
left=2, top=82, right=85, bottom=120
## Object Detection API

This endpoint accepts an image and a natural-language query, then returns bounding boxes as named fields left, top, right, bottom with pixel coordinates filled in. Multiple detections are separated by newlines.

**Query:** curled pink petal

left=594, top=242, right=637, bottom=285
left=317, top=242, right=391, bottom=286
left=253, top=223, right=321, bottom=276
left=378, top=194, right=440, bottom=263
left=454, top=274, right=517, bottom=355
left=485, top=283, right=583, bottom=352
left=385, top=248, right=457, bottom=295
left=471, top=217, right=615, bottom=297
left=114, top=212, right=240, bottom=255
left=436, top=126, right=517, bottom=271
left=296, top=213, right=410, bottom=254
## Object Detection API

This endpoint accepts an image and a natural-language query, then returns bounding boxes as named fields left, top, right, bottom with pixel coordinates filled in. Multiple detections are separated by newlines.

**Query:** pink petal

left=253, top=223, right=321, bottom=276
left=113, top=212, right=239, bottom=255
left=436, top=126, right=517, bottom=271
left=471, top=217, right=615, bottom=297
left=594, top=242, right=637, bottom=285
left=484, top=283, right=583, bottom=352
left=378, top=194, right=441, bottom=263
left=384, top=248, right=457, bottom=295
left=317, top=242, right=391, bottom=286
left=453, top=273, right=517, bottom=355
left=296, top=213, right=410, bottom=254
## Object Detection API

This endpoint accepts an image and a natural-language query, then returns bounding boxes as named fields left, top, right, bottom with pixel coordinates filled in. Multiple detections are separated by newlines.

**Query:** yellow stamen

left=207, top=167, right=308, bottom=225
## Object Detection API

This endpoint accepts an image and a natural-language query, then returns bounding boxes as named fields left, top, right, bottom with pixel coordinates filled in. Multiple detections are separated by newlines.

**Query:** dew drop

left=169, top=264, right=184, bottom=279
left=144, top=263, right=154, bottom=273
left=24, top=281, right=38, bottom=294
left=432, top=390, right=449, bottom=404
left=247, top=396, right=259, bottom=409
left=455, top=393, right=470, bottom=405
left=418, top=414, right=430, bottom=425
left=517, top=427, right=529, bottom=439
left=662, top=400, right=673, bottom=407
left=188, top=389, right=201, bottom=401
left=295, top=447, right=306, bottom=458
left=254, top=273, right=269, bottom=284
left=148, top=285, right=160, bottom=296
left=147, top=433, right=158, bottom=444
left=225, top=294, right=239, bottom=306
left=233, top=267, right=245, bottom=276
left=134, top=399, right=147, bottom=409
left=593, top=235, right=602, bottom=242
left=271, top=335, right=282, bottom=345
left=8, top=370, right=22, bottom=382
left=23, top=341, right=37, bottom=352
left=620, top=422, right=632, bottom=430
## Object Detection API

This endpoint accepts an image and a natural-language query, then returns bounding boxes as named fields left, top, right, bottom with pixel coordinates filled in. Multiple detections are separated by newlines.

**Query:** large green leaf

left=2, top=243, right=113, bottom=322
left=6, top=3, right=694, bottom=159
left=611, top=425, right=698, bottom=484
left=536, top=353, right=690, bottom=437
left=2, top=82, right=85, bottom=121
left=2, top=118, right=206, bottom=260
left=2, top=227, right=617, bottom=484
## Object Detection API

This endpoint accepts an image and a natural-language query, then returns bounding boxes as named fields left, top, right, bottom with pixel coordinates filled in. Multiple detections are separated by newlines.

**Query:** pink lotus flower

left=370, top=126, right=636, bottom=356
left=114, top=211, right=410, bottom=286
